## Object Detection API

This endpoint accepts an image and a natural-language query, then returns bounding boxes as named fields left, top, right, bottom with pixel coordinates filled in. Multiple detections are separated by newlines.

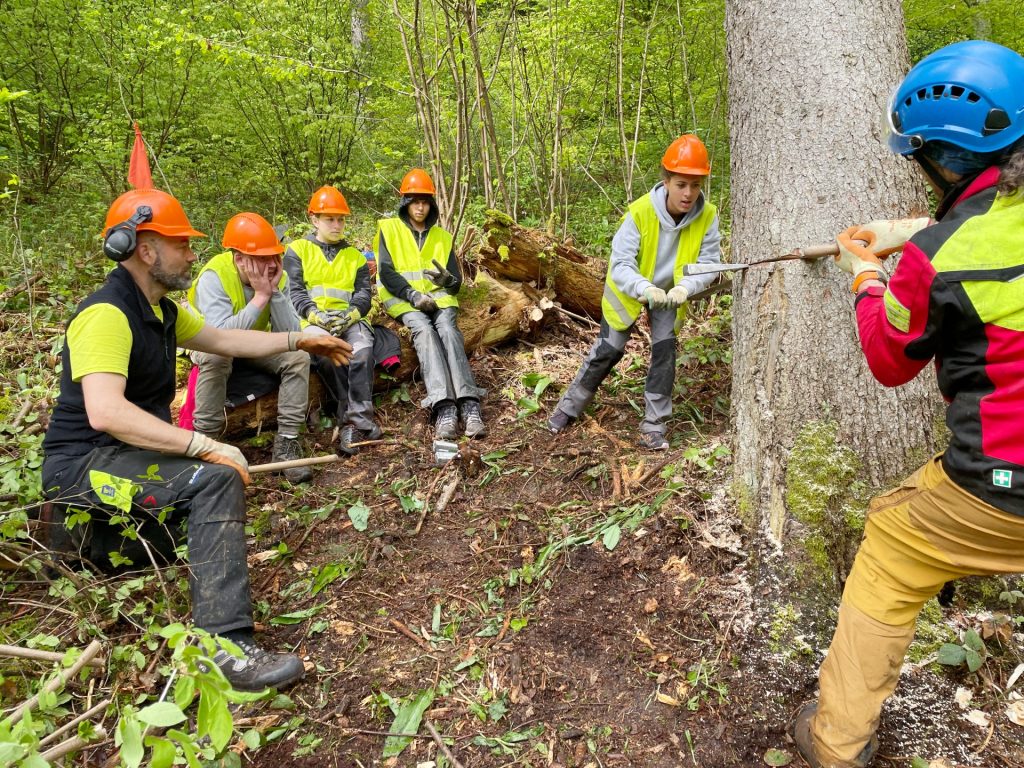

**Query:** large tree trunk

left=726, top=2, right=941, bottom=567
left=476, top=210, right=607, bottom=318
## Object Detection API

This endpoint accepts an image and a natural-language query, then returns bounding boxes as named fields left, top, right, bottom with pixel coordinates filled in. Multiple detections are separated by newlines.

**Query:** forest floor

left=4, top=308, right=1024, bottom=767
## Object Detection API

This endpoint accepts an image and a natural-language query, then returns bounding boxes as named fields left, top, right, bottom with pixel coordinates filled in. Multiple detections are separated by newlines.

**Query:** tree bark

left=726, top=0, right=940, bottom=544
left=476, top=210, right=607, bottom=319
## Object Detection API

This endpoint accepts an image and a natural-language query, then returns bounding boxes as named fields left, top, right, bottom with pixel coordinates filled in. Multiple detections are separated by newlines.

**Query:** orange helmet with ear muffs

left=102, top=188, right=205, bottom=261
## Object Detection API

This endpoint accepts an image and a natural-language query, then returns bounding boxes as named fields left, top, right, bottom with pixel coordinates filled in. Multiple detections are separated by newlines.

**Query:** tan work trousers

left=812, top=455, right=1024, bottom=767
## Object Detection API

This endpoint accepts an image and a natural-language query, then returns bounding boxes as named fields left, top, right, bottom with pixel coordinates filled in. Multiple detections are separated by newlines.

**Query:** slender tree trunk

left=726, top=0, right=939, bottom=545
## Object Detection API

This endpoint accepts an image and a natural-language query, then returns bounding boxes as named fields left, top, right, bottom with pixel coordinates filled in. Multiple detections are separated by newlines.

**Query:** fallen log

left=208, top=271, right=548, bottom=436
left=475, top=209, right=607, bottom=319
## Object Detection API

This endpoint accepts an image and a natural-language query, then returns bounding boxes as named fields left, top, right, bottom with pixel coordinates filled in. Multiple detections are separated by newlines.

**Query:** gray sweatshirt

left=609, top=182, right=722, bottom=299
left=191, top=269, right=301, bottom=332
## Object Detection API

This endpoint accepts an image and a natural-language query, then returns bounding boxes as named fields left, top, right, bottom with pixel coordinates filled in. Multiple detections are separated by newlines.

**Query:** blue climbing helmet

left=885, top=40, right=1024, bottom=156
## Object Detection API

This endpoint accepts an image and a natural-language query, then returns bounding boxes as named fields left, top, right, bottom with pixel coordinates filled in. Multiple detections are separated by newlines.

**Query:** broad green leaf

left=382, top=688, right=435, bottom=758
left=174, top=675, right=196, bottom=710
left=242, top=729, right=262, bottom=750
left=348, top=503, right=370, bottom=531
left=602, top=524, right=621, bottom=551
left=117, top=713, right=144, bottom=768
left=965, top=648, right=984, bottom=673
left=270, top=604, right=324, bottom=625
left=137, top=701, right=186, bottom=728
left=936, top=643, right=966, bottom=666
left=144, top=735, right=176, bottom=768
left=964, top=629, right=985, bottom=652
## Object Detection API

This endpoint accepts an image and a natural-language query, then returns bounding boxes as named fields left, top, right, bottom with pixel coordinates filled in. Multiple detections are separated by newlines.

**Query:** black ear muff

left=103, top=205, right=154, bottom=262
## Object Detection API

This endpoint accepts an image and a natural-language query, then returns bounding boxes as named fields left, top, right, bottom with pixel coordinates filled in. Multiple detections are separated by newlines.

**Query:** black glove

left=423, top=259, right=457, bottom=289
left=408, top=290, right=438, bottom=313
left=327, top=307, right=360, bottom=335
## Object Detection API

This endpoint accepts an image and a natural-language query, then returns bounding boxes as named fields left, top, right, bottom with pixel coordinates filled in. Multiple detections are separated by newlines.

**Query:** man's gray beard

left=151, top=258, right=192, bottom=292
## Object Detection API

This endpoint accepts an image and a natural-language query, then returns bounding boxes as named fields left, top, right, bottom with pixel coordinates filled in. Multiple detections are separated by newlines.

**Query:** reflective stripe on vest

left=375, top=218, right=458, bottom=318
left=600, top=193, right=716, bottom=332
left=289, top=238, right=365, bottom=313
left=186, top=250, right=284, bottom=332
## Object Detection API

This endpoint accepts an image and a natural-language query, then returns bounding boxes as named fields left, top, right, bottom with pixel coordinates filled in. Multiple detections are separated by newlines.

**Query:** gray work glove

left=666, top=286, right=689, bottom=308
left=642, top=286, right=671, bottom=310
left=306, top=308, right=332, bottom=330
left=408, top=290, right=438, bottom=313
left=327, top=307, right=361, bottom=335
left=185, top=433, right=251, bottom=485
left=424, top=258, right=457, bottom=289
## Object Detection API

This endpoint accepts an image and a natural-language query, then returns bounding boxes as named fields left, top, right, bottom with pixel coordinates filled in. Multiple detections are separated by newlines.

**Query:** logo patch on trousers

left=993, top=469, right=1013, bottom=488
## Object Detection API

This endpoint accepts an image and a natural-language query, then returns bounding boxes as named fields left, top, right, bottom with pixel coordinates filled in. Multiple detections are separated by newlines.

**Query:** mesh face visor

left=884, top=88, right=925, bottom=156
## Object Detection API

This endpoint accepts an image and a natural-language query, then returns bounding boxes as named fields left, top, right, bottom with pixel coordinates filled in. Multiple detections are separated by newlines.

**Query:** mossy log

left=476, top=209, right=606, bottom=319
left=209, top=271, right=547, bottom=435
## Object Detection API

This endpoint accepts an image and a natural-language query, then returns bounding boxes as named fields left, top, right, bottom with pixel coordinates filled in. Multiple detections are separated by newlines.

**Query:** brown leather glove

left=185, top=433, right=251, bottom=486
left=289, top=332, right=353, bottom=366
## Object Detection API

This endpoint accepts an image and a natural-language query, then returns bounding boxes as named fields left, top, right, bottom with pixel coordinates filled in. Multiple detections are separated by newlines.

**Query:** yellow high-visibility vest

left=374, top=218, right=457, bottom=318
left=289, top=238, right=366, bottom=315
left=187, top=250, right=288, bottom=331
left=601, top=193, right=716, bottom=331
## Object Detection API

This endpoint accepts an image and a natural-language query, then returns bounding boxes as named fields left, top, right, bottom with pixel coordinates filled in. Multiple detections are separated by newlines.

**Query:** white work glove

left=642, top=286, right=670, bottom=310
left=835, top=227, right=889, bottom=292
left=666, top=286, right=689, bottom=308
left=185, top=433, right=251, bottom=485
left=856, top=217, right=930, bottom=256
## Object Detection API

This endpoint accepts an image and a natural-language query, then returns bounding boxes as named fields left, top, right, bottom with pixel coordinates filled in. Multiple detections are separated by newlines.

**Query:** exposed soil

left=5, top=310, right=1024, bottom=767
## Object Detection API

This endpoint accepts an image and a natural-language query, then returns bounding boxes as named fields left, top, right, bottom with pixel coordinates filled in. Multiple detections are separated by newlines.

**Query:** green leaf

left=936, top=643, right=966, bottom=666
left=964, top=628, right=985, bottom=652
left=382, top=688, right=435, bottom=758
left=137, top=701, right=187, bottom=728
left=270, top=694, right=295, bottom=710
left=117, top=712, right=144, bottom=768
left=965, top=648, right=984, bottom=673
left=602, top=524, right=621, bottom=551
left=763, top=748, right=794, bottom=766
left=348, top=502, right=370, bottom=531
left=270, top=604, right=324, bottom=625
left=242, top=729, right=262, bottom=750
left=174, top=675, right=196, bottom=710
left=911, top=757, right=930, bottom=768
left=144, top=735, right=176, bottom=768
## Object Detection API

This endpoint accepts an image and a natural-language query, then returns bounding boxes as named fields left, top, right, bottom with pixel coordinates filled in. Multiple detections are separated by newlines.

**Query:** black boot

left=212, top=634, right=305, bottom=692
left=272, top=434, right=312, bottom=483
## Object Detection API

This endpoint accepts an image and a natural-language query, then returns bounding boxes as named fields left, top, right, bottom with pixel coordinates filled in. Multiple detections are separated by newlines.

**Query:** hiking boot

left=338, top=424, right=359, bottom=456
left=790, top=702, right=877, bottom=768
left=211, top=635, right=305, bottom=692
left=547, top=409, right=575, bottom=434
left=434, top=402, right=459, bottom=440
left=460, top=398, right=488, bottom=438
left=272, top=434, right=312, bottom=483
left=638, top=431, right=669, bottom=451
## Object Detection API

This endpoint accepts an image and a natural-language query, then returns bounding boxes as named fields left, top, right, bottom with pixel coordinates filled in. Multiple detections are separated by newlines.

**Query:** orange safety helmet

left=103, top=188, right=205, bottom=239
left=307, top=185, right=351, bottom=216
left=399, top=168, right=436, bottom=195
left=221, top=212, right=285, bottom=257
left=661, top=134, right=711, bottom=176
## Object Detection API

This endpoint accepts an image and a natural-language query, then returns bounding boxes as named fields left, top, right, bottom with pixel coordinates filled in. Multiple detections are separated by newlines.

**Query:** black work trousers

left=41, top=446, right=253, bottom=635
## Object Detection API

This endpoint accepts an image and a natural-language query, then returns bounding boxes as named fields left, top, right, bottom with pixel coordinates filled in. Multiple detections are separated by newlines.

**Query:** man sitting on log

left=41, top=187, right=351, bottom=691
left=283, top=186, right=380, bottom=456
left=547, top=134, right=723, bottom=450
left=187, top=212, right=314, bottom=483
left=375, top=168, right=487, bottom=440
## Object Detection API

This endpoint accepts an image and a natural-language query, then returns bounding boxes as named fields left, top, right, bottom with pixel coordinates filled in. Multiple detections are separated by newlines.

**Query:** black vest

left=43, top=266, right=179, bottom=457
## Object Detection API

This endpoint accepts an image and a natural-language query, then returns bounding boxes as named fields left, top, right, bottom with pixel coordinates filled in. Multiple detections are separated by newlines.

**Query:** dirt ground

left=6, top=311, right=1024, bottom=767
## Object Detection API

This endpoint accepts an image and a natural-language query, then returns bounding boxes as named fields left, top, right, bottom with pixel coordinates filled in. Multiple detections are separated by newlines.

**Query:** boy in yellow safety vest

left=547, top=134, right=723, bottom=450
left=187, top=212, right=313, bottom=483
left=375, top=168, right=486, bottom=440
left=284, top=186, right=379, bottom=455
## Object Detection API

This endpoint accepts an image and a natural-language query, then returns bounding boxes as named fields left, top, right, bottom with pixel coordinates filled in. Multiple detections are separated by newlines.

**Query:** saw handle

left=795, top=243, right=841, bottom=259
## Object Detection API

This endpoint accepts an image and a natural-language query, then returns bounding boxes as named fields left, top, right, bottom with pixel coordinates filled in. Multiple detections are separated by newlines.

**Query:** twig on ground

left=0, top=644, right=105, bottom=669
left=415, top=474, right=460, bottom=536
left=389, top=618, right=429, bottom=650
left=39, top=727, right=108, bottom=762
left=426, top=720, right=465, bottom=768
left=8, top=640, right=104, bottom=725
left=38, top=698, right=112, bottom=747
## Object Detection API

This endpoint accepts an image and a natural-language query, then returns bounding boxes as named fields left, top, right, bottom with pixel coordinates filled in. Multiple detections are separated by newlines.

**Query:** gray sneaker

left=547, top=409, right=575, bottom=434
left=212, top=635, right=305, bottom=692
left=272, top=434, right=313, bottom=483
left=638, top=431, right=669, bottom=451
left=434, top=403, right=459, bottom=440
left=459, top=399, right=487, bottom=438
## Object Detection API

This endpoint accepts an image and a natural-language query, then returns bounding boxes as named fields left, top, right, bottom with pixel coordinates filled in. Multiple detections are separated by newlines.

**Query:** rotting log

left=204, top=271, right=547, bottom=436
left=476, top=209, right=607, bottom=319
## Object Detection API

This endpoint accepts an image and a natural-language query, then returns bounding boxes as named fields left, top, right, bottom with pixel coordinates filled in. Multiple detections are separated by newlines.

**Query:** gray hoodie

left=608, top=182, right=722, bottom=299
